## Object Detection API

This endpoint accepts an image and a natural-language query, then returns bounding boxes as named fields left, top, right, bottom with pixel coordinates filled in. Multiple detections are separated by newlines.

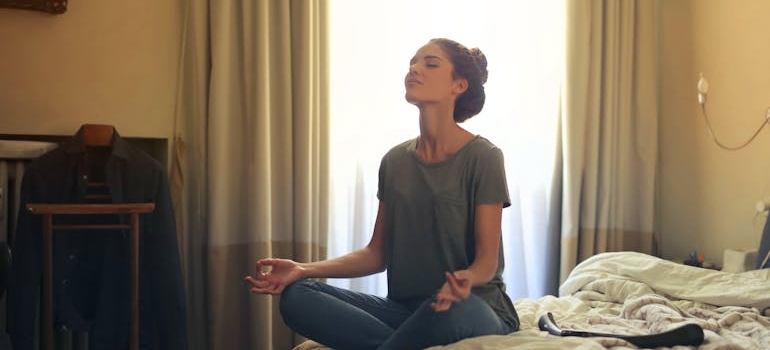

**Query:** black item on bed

left=538, top=312, right=704, bottom=348
left=758, top=212, right=770, bottom=269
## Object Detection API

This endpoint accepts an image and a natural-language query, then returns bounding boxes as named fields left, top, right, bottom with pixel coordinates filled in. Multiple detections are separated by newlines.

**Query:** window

left=329, top=0, right=565, bottom=299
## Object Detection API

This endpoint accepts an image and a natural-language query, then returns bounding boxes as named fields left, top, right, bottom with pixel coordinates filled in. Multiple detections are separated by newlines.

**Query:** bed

left=294, top=251, right=770, bottom=350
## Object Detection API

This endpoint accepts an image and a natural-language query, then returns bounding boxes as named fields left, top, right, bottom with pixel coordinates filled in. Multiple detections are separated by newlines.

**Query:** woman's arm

left=246, top=201, right=388, bottom=294
left=300, top=200, right=387, bottom=278
left=431, top=202, right=503, bottom=311
left=466, top=202, right=503, bottom=286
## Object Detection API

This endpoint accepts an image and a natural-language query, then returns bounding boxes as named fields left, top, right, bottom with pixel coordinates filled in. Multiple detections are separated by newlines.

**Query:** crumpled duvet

left=296, top=252, right=770, bottom=350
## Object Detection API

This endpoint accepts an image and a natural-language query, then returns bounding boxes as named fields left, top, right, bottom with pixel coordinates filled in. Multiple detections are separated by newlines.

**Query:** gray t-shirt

left=377, top=135, right=519, bottom=329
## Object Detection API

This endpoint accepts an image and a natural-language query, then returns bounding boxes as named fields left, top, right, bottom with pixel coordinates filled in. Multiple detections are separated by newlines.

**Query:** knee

left=279, top=279, right=314, bottom=319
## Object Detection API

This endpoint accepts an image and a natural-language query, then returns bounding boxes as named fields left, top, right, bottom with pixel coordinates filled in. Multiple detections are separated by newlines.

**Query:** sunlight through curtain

left=328, top=0, right=566, bottom=300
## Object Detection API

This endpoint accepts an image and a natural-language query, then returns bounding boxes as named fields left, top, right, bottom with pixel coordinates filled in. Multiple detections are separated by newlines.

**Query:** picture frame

left=0, top=0, right=67, bottom=14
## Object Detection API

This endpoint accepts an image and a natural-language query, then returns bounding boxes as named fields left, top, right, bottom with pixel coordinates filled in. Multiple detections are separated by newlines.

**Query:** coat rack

left=27, top=202, right=155, bottom=350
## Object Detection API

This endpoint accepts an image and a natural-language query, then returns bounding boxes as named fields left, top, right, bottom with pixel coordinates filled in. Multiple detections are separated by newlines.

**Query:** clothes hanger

left=81, top=124, right=115, bottom=147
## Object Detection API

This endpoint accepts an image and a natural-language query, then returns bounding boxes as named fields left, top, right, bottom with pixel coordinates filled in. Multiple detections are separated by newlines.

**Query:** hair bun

left=470, top=48, right=488, bottom=84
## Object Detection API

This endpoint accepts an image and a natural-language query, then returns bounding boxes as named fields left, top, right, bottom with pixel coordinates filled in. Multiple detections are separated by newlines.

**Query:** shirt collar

left=65, top=125, right=131, bottom=159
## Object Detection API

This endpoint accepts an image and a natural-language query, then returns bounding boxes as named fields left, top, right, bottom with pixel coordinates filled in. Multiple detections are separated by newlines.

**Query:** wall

left=659, top=0, right=770, bottom=265
left=0, top=0, right=182, bottom=141
left=3, top=0, right=769, bottom=267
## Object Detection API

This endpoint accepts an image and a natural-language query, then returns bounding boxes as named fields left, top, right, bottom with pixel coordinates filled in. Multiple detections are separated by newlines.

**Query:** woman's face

left=404, top=43, right=467, bottom=106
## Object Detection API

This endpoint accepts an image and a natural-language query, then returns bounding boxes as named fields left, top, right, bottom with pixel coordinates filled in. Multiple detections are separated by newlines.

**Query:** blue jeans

left=279, top=279, right=515, bottom=350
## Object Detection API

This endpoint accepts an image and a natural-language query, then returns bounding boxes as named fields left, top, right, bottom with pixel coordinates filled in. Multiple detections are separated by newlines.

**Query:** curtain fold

left=560, top=0, right=659, bottom=282
left=289, top=1, right=329, bottom=266
left=171, top=1, right=328, bottom=349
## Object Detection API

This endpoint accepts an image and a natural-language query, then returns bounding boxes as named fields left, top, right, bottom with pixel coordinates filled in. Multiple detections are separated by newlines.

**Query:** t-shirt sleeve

left=377, top=154, right=386, bottom=201
left=475, top=147, right=511, bottom=208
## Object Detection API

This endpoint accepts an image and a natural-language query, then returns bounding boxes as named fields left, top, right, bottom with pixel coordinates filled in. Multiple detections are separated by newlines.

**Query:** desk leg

left=130, top=213, right=139, bottom=350
left=42, top=214, right=54, bottom=350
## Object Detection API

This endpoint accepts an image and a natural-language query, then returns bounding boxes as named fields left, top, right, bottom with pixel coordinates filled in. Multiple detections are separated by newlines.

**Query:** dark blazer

left=7, top=127, right=188, bottom=350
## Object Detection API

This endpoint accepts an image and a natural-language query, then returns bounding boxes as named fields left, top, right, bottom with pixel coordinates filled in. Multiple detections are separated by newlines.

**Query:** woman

left=245, top=38, right=519, bottom=350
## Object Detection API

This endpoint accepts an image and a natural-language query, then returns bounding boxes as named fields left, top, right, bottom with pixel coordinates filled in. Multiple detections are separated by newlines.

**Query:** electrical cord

left=698, top=102, right=770, bottom=151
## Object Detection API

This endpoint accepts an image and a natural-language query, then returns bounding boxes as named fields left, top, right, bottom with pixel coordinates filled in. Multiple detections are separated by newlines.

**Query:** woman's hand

left=244, top=258, right=304, bottom=295
left=431, top=270, right=472, bottom=312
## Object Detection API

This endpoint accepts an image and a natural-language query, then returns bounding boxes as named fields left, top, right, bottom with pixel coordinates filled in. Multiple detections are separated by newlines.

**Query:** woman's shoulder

left=383, top=137, right=418, bottom=157
left=466, top=135, right=503, bottom=155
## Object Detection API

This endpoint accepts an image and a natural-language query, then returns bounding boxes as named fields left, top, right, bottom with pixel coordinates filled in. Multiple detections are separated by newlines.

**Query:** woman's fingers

left=244, top=275, right=269, bottom=287
left=431, top=300, right=450, bottom=312
left=256, top=259, right=278, bottom=277
left=253, top=284, right=283, bottom=295
left=445, top=271, right=471, bottom=299
left=244, top=275, right=283, bottom=295
left=432, top=292, right=460, bottom=311
left=431, top=270, right=475, bottom=312
left=247, top=258, right=298, bottom=295
left=431, top=293, right=453, bottom=312
left=445, top=271, right=460, bottom=291
left=431, top=282, right=462, bottom=312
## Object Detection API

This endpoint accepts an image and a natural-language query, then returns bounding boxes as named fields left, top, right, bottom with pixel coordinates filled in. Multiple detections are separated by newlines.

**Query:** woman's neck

left=416, top=107, right=473, bottom=163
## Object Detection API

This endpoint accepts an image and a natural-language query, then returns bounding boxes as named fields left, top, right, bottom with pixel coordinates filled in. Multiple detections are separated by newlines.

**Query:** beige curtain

left=171, top=1, right=329, bottom=349
left=560, top=0, right=658, bottom=281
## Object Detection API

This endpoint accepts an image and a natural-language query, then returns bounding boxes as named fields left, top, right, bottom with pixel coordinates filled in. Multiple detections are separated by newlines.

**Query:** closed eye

left=425, top=56, right=441, bottom=68
left=409, top=54, right=443, bottom=69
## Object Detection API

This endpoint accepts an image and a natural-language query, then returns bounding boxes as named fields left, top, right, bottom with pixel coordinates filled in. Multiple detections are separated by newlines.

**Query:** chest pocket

left=431, top=188, right=472, bottom=269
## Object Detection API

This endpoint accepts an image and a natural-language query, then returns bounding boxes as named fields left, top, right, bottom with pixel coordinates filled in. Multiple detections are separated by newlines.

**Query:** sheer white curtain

left=328, top=0, right=565, bottom=299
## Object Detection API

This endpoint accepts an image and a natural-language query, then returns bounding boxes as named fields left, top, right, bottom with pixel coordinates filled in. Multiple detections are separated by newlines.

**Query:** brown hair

left=429, top=38, right=488, bottom=123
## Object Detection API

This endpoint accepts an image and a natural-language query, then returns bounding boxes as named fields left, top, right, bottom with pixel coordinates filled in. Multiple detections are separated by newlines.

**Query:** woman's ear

left=452, top=78, right=469, bottom=95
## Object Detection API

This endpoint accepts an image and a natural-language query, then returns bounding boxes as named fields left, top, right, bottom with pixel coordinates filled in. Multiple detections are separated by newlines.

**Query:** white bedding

left=296, top=251, right=770, bottom=350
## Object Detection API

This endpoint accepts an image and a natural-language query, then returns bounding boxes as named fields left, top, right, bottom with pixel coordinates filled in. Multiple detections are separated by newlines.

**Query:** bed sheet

left=296, top=251, right=770, bottom=350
